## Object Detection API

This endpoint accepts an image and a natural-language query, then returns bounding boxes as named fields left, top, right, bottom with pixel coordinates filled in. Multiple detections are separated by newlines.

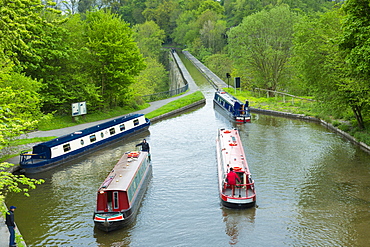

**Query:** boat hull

left=220, top=195, right=256, bottom=209
left=213, top=101, right=250, bottom=123
left=216, top=128, right=256, bottom=209
left=213, top=92, right=251, bottom=123
left=94, top=162, right=152, bottom=232
left=20, top=117, right=150, bottom=173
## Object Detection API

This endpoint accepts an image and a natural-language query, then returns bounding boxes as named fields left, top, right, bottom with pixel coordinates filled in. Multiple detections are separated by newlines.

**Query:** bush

left=353, top=131, right=370, bottom=144
left=338, top=124, right=350, bottom=132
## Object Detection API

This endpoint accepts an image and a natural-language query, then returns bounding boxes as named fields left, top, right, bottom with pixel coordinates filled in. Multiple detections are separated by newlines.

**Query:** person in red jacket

left=226, top=167, right=241, bottom=196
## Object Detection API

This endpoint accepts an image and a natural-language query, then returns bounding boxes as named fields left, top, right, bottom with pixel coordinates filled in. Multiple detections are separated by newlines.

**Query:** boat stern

left=93, top=212, right=125, bottom=232
left=221, top=194, right=256, bottom=209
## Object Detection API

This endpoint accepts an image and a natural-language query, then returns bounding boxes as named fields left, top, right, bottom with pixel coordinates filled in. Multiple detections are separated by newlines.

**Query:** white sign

left=72, top=102, right=87, bottom=116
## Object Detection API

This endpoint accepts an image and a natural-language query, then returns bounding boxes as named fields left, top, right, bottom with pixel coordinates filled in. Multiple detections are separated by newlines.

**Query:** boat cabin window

left=90, top=135, right=96, bottom=142
left=80, top=139, right=84, bottom=145
left=63, top=144, right=71, bottom=152
left=107, top=191, right=112, bottom=211
left=109, top=128, right=115, bottom=135
left=113, top=191, right=119, bottom=209
left=134, top=119, right=139, bottom=126
left=101, top=132, right=104, bottom=138
left=120, top=124, right=125, bottom=131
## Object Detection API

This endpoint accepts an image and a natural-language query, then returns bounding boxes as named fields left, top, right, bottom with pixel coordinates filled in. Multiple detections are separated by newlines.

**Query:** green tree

left=133, top=21, right=166, bottom=59
left=173, top=0, right=226, bottom=59
left=292, top=6, right=369, bottom=129
left=84, top=10, right=146, bottom=109
left=0, top=54, right=43, bottom=151
left=119, top=0, right=146, bottom=25
left=172, top=10, right=198, bottom=46
left=338, top=0, right=370, bottom=129
left=204, top=54, right=233, bottom=84
left=61, top=14, right=102, bottom=113
left=142, top=0, right=181, bottom=42
left=198, top=11, right=226, bottom=54
left=0, top=0, right=59, bottom=69
left=223, top=0, right=336, bottom=28
left=132, top=21, right=168, bottom=99
left=134, top=56, right=168, bottom=96
left=227, top=5, right=298, bottom=91
left=0, top=162, right=44, bottom=215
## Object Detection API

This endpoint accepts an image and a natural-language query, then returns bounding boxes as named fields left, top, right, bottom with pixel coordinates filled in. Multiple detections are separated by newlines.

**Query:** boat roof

left=218, top=128, right=251, bottom=174
left=98, top=151, right=148, bottom=192
left=34, top=114, right=144, bottom=148
left=216, top=90, right=244, bottom=105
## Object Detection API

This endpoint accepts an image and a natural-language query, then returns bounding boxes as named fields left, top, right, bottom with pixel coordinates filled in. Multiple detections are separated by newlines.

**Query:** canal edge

left=250, top=107, right=370, bottom=154
left=1, top=202, right=27, bottom=247
left=150, top=98, right=206, bottom=123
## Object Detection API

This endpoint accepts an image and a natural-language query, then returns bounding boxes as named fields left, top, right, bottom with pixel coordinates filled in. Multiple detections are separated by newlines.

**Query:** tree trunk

left=351, top=105, right=365, bottom=129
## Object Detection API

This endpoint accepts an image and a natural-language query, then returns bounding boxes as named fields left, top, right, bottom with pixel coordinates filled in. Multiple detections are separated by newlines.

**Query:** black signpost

left=226, top=73, right=231, bottom=88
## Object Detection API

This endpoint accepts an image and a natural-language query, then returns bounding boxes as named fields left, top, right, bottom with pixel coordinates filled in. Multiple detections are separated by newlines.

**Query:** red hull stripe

left=94, top=215, right=124, bottom=222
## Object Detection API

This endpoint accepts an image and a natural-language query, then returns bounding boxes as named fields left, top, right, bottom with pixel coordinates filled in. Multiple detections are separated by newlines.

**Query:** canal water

left=6, top=56, right=370, bottom=246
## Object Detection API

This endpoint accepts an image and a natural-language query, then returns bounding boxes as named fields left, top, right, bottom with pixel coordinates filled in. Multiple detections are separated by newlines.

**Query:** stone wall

left=169, top=50, right=186, bottom=91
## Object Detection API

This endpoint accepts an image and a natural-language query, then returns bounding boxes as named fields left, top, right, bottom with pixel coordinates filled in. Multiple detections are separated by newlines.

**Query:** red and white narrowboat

left=216, top=128, right=256, bottom=208
left=93, top=150, right=152, bottom=232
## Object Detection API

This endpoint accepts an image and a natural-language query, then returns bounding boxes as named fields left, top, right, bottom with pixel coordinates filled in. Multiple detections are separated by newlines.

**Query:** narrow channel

left=6, top=53, right=370, bottom=247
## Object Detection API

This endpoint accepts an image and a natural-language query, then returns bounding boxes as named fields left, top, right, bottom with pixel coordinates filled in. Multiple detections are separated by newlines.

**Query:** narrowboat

left=94, top=150, right=152, bottom=232
left=213, top=90, right=251, bottom=123
left=19, top=114, right=150, bottom=173
left=216, top=128, right=256, bottom=208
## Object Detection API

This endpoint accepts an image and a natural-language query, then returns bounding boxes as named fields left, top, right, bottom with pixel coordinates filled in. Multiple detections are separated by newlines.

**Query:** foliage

left=0, top=0, right=59, bottom=68
left=119, top=0, right=146, bottom=25
left=0, top=55, right=43, bottom=152
left=338, top=0, right=370, bottom=129
left=227, top=5, right=298, bottom=91
left=291, top=8, right=345, bottom=96
left=134, top=57, right=169, bottom=97
left=292, top=4, right=369, bottom=130
left=20, top=12, right=78, bottom=114
left=83, top=10, right=146, bottom=109
left=0, top=162, right=44, bottom=211
left=172, top=0, right=226, bottom=58
left=223, top=0, right=335, bottom=28
left=142, top=0, right=181, bottom=42
left=133, top=21, right=166, bottom=59
left=204, top=54, right=233, bottom=83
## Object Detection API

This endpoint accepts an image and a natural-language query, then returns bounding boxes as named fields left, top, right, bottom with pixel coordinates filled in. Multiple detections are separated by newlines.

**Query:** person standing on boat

left=136, top=139, right=150, bottom=152
left=226, top=168, right=240, bottom=196
left=5, top=205, right=17, bottom=247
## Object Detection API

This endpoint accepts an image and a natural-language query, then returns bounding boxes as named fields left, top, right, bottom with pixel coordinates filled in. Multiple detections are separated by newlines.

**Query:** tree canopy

left=228, top=5, right=298, bottom=91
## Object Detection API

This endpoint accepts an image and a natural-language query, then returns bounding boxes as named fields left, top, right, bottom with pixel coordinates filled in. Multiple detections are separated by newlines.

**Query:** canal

left=6, top=54, right=370, bottom=246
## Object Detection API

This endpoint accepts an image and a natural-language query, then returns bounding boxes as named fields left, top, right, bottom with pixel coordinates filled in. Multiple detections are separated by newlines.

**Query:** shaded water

left=6, top=56, right=370, bottom=246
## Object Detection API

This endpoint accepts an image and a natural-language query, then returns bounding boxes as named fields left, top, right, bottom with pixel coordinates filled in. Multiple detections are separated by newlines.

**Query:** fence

left=142, top=84, right=189, bottom=102
left=253, top=88, right=315, bottom=105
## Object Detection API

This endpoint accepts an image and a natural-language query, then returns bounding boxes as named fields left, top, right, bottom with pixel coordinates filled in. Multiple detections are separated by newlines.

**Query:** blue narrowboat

left=19, top=114, right=150, bottom=173
left=213, top=90, right=251, bottom=123
left=94, top=150, right=152, bottom=232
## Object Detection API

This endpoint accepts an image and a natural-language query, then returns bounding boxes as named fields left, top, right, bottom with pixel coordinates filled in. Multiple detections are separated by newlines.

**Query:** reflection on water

left=222, top=207, right=256, bottom=246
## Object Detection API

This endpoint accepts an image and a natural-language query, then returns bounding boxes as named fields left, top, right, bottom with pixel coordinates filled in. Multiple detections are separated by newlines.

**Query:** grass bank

left=225, top=88, right=370, bottom=146
left=145, top=91, right=204, bottom=119
left=37, top=103, right=151, bottom=131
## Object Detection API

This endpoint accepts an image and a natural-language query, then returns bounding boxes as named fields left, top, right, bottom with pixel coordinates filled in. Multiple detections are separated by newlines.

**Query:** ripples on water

left=6, top=95, right=370, bottom=247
